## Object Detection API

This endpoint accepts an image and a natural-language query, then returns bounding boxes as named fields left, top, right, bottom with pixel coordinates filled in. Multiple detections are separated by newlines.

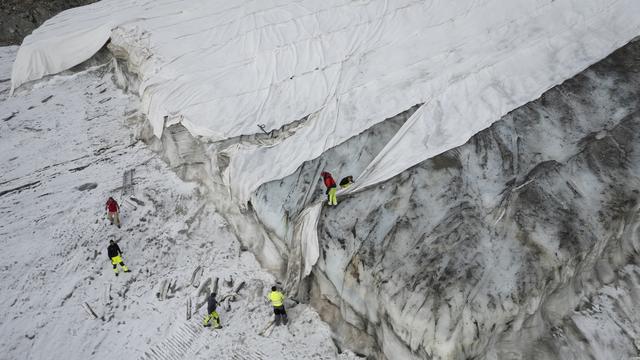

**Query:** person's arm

left=115, top=244, right=122, bottom=255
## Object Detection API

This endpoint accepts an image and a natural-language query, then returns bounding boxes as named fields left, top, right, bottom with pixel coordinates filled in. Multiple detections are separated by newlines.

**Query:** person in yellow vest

left=268, top=286, right=288, bottom=326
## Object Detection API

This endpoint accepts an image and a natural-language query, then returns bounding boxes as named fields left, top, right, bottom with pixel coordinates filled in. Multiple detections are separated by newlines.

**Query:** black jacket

left=107, top=242, right=122, bottom=259
left=207, top=294, right=217, bottom=314
left=339, top=177, right=353, bottom=187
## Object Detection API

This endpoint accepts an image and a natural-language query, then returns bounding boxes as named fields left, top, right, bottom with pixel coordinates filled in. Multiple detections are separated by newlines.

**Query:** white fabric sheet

left=12, top=0, right=640, bottom=206
left=352, top=0, right=640, bottom=192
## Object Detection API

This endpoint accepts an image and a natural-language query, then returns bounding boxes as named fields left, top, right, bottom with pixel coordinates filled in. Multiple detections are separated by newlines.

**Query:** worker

left=107, top=240, right=129, bottom=276
left=339, top=175, right=354, bottom=189
left=203, top=292, right=221, bottom=328
left=320, top=171, right=337, bottom=206
left=268, top=286, right=288, bottom=326
left=105, top=197, right=121, bottom=228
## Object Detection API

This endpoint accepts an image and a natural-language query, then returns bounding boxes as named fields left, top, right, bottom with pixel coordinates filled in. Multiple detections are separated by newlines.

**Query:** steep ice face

left=287, top=40, right=640, bottom=358
left=10, top=0, right=640, bottom=205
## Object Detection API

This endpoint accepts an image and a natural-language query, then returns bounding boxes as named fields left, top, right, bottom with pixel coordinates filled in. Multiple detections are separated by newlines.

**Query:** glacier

left=8, top=0, right=640, bottom=358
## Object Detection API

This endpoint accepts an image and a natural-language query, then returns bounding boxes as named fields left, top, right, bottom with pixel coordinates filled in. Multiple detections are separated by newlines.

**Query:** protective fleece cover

left=11, top=0, right=640, bottom=206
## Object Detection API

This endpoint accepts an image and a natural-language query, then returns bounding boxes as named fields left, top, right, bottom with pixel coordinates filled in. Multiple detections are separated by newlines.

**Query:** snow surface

left=0, top=46, right=352, bottom=360
left=10, top=0, right=640, bottom=206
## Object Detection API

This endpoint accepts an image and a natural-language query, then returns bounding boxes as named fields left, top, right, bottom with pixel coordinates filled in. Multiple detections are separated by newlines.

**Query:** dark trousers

left=273, top=305, right=288, bottom=325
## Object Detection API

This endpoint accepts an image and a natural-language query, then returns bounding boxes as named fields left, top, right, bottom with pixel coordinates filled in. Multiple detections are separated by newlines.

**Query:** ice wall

left=256, top=39, right=640, bottom=358
left=11, top=0, right=640, bottom=206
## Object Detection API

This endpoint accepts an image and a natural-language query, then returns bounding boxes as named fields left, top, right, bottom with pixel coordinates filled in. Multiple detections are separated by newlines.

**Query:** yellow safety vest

left=268, top=291, right=284, bottom=307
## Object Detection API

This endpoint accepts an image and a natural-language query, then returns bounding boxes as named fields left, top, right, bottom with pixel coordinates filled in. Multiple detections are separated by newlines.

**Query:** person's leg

left=119, top=260, right=129, bottom=272
left=203, top=313, right=212, bottom=326
left=111, top=257, right=119, bottom=275
left=273, top=307, right=281, bottom=326
left=212, top=311, right=220, bottom=328
left=281, top=307, right=288, bottom=325
left=107, top=212, right=115, bottom=225
left=329, top=187, right=337, bottom=206
left=115, top=212, right=121, bottom=228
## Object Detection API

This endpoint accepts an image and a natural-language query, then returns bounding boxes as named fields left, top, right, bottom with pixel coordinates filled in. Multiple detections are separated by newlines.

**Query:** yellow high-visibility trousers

left=203, top=311, right=220, bottom=328
left=328, top=187, right=337, bottom=206
left=110, top=255, right=129, bottom=273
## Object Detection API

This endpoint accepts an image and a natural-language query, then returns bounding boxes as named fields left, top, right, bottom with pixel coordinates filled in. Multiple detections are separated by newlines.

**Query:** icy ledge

left=10, top=0, right=640, bottom=206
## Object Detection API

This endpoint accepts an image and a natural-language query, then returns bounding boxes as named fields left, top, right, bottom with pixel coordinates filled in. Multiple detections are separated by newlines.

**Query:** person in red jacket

left=320, top=171, right=338, bottom=206
left=105, top=197, right=121, bottom=228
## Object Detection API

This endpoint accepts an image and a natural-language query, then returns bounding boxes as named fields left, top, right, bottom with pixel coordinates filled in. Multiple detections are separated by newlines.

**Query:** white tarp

left=283, top=203, right=322, bottom=295
left=12, top=0, right=640, bottom=207
left=351, top=0, right=640, bottom=193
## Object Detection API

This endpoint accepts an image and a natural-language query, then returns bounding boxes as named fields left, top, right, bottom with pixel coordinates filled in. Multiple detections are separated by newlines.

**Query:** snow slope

left=0, top=46, right=350, bottom=360
left=10, top=0, right=640, bottom=205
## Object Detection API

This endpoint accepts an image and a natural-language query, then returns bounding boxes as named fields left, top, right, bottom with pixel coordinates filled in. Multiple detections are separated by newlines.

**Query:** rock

left=76, top=182, right=97, bottom=191
left=0, top=0, right=97, bottom=46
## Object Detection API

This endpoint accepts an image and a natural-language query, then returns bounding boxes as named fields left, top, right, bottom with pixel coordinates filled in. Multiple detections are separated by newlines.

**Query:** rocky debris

left=1, top=0, right=96, bottom=46
left=76, top=182, right=97, bottom=191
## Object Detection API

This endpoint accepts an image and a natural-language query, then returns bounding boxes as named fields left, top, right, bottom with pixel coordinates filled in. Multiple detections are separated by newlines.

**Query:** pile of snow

left=11, top=0, right=640, bottom=205
left=0, top=46, right=350, bottom=360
